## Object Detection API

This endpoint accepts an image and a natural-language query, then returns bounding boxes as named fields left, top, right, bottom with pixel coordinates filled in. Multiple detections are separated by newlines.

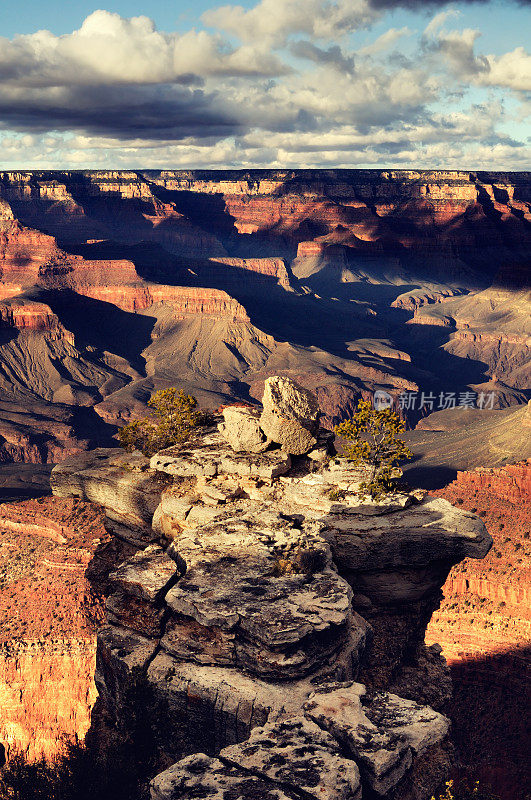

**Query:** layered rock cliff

left=39, top=378, right=493, bottom=800
left=426, top=461, right=531, bottom=799
left=0, top=497, right=110, bottom=760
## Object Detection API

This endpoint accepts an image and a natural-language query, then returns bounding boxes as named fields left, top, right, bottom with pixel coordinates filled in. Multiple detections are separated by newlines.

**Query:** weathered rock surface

left=304, top=683, right=450, bottom=797
left=221, top=717, right=362, bottom=800
left=151, top=430, right=292, bottom=480
left=260, top=375, right=320, bottom=455
left=218, top=406, right=270, bottom=453
left=151, top=754, right=301, bottom=800
left=163, top=511, right=359, bottom=679
left=47, top=386, right=493, bottom=799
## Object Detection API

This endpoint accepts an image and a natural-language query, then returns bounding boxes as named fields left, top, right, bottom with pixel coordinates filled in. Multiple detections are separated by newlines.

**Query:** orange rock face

left=426, top=461, right=531, bottom=799
left=0, top=498, right=109, bottom=760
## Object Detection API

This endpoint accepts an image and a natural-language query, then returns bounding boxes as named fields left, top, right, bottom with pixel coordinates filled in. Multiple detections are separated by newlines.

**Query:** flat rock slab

left=51, top=448, right=163, bottom=536
left=163, top=512, right=357, bottom=678
left=151, top=432, right=291, bottom=480
left=322, top=497, right=492, bottom=573
left=280, top=471, right=413, bottom=517
left=150, top=754, right=300, bottom=800
left=221, top=716, right=361, bottom=800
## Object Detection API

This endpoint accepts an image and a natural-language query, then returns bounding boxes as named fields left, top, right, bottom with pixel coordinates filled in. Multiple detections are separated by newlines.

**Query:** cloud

left=370, top=0, right=530, bottom=8
left=480, top=46, right=531, bottom=90
left=0, top=3, right=528, bottom=169
left=290, top=41, right=355, bottom=71
left=359, top=27, right=411, bottom=55
left=0, top=82, right=245, bottom=140
left=202, top=0, right=379, bottom=43
left=424, top=19, right=531, bottom=89
left=0, top=10, right=288, bottom=87
left=423, top=9, right=460, bottom=38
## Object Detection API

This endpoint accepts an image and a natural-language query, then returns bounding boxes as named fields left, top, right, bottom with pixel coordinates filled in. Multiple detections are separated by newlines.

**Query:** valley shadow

left=388, top=317, right=492, bottom=391
left=149, top=186, right=238, bottom=239
left=402, top=461, right=458, bottom=489
left=448, top=645, right=531, bottom=800
left=40, top=290, right=156, bottom=372
left=0, top=463, right=53, bottom=501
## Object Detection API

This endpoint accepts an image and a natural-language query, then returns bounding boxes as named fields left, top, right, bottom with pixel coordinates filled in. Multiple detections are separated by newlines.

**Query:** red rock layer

left=211, top=257, right=293, bottom=290
left=78, top=284, right=249, bottom=319
left=0, top=299, right=72, bottom=340
left=0, top=222, right=63, bottom=284
left=0, top=498, right=109, bottom=761
left=426, top=461, right=531, bottom=799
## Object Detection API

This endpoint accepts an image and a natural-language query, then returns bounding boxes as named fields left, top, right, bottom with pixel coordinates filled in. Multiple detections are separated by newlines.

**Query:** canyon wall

left=0, top=497, right=111, bottom=760
left=0, top=169, right=528, bottom=481
left=426, top=461, right=531, bottom=799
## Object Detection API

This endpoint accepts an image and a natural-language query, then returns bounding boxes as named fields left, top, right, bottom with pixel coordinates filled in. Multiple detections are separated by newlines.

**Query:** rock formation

left=0, top=497, right=111, bottom=760
left=425, top=461, right=531, bottom=799
left=46, top=378, right=492, bottom=799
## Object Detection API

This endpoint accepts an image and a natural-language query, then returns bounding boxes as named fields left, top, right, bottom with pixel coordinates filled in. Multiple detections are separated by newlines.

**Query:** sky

left=0, top=0, right=529, bottom=169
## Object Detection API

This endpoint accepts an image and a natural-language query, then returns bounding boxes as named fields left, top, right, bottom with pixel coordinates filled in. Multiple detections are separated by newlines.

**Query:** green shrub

left=335, top=399, right=412, bottom=498
left=118, top=388, right=203, bottom=456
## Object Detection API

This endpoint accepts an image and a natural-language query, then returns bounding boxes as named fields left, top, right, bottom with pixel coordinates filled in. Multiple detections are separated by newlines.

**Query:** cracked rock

left=260, top=376, right=320, bottom=455
left=221, top=716, right=361, bottom=800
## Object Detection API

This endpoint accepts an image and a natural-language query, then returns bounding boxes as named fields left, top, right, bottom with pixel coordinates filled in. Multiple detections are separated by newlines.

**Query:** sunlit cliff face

left=426, top=461, right=531, bottom=800
left=0, top=498, right=109, bottom=760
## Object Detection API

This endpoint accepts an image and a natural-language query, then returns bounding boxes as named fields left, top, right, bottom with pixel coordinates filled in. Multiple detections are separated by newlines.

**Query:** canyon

left=0, top=169, right=528, bottom=478
left=0, top=170, right=528, bottom=797
left=0, top=497, right=110, bottom=761
left=426, top=460, right=531, bottom=799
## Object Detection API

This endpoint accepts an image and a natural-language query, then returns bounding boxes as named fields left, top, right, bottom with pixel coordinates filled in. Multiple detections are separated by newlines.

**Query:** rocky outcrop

left=259, top=375, right=320, bottom=455
left=49, top=379, right=492, bottom=799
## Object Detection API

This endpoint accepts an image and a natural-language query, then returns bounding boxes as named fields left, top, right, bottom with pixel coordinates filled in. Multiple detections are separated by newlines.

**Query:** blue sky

left=0, top=0, right=529, bottom=169
left=2, top=0, right=527, bottom=53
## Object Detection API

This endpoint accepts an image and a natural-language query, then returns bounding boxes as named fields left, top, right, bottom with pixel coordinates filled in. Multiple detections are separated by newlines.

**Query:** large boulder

left=260, top=376, right=320, bottom=455
left=218, top=406, right=271, bottom=453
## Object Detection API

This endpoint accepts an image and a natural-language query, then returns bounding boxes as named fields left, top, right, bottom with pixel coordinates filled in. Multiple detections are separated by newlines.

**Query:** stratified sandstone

left=426, top=461, right=531, bottom=799
left=0, top=497, right=110, bottom=760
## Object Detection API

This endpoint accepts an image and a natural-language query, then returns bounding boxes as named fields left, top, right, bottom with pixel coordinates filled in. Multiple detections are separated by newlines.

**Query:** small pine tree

left=335, top=398, right=412, bottom=498
left=118, top=388, right=203, bottom=457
